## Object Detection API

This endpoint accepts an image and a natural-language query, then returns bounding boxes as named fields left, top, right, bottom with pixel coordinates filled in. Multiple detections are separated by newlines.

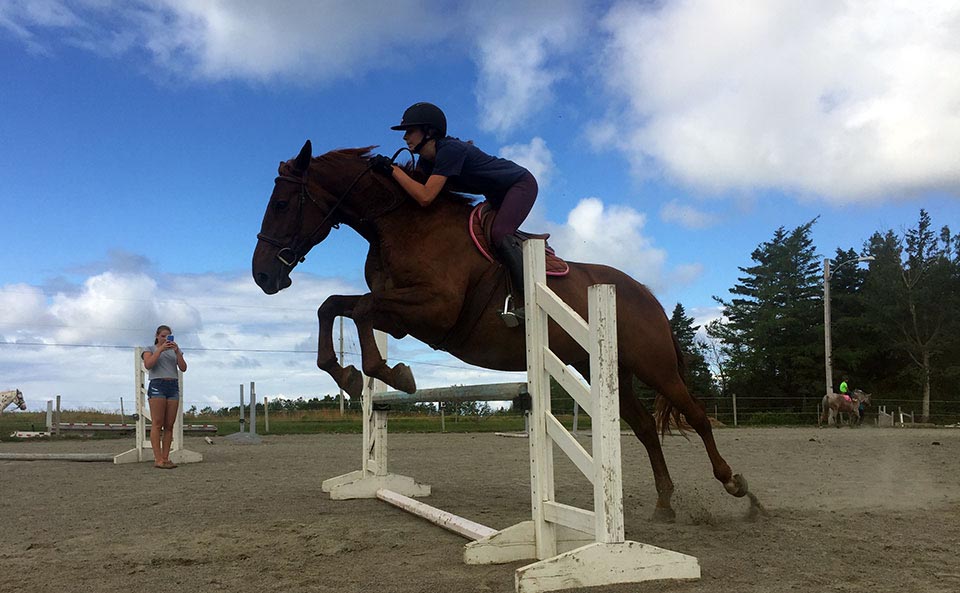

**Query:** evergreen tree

left=668, top=303, right=716, bottom=398
left=709, top=219, right=822, bottom=417
left=862, top=210, right=960, bottom=421
left=828, top=246, right=875, bottom=387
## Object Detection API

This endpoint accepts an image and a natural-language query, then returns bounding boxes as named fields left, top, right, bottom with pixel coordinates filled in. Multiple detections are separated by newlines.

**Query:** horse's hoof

left=651, top=506, right=676, bottom=523
left=343, top=366, right=363, bottom=398
left=724, top=474, right=749, bottom=498
left=392, top=363, right=417, bottom=394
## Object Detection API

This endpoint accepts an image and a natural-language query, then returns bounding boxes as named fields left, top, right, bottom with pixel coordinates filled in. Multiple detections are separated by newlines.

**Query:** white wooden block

left=515, top=541, right=700, bottom=593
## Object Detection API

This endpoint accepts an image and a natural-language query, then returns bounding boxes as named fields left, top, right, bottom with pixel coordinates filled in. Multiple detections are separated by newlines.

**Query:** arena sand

left=1, top=427, right=958, bottom=593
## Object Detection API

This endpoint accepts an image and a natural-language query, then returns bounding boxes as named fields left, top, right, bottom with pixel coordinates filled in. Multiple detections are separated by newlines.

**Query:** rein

left=256, top=147, right=412, bottom=268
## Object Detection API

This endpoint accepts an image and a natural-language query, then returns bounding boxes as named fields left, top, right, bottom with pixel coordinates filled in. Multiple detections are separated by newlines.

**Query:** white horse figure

left=1, top=389, right=27, bottom=413
left=820, top=389, right=871, bottom=427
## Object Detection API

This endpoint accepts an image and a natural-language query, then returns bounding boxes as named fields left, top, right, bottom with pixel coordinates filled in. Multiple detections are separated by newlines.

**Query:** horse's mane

left=308, top=147, right=476, bottom=208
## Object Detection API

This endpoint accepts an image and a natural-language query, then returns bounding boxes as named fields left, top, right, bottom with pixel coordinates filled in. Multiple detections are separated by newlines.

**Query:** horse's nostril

left=256, top=273, right=270, bottom=285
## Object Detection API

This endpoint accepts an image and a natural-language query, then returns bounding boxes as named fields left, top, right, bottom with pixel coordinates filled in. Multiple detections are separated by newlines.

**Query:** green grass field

left=0, top=409, right=593, bottom=441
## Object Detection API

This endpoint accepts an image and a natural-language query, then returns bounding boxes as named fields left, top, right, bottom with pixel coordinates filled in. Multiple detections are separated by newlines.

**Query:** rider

left=839, top=377, right=850, bottom=400
left=371, top=102, right=538, bottom=325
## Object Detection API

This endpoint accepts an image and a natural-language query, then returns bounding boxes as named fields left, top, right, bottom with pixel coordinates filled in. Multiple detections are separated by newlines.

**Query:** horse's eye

left=273, top=200, right=288, bottom=211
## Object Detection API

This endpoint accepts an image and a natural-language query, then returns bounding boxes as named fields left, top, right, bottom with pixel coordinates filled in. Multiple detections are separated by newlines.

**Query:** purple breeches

left=491, top=172, right=538, bottom=245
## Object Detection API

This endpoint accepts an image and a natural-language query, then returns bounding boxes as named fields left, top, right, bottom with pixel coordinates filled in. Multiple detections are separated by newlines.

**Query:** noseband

left=256, top=148, right=413, bottom=268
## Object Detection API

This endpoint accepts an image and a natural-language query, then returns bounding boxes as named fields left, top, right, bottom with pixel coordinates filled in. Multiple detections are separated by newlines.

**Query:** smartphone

left=166, top=335, right=175, bottom=342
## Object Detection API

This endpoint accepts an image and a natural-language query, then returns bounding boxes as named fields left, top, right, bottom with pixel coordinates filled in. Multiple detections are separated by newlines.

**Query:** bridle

left=256, top=148, right=413, bottom=268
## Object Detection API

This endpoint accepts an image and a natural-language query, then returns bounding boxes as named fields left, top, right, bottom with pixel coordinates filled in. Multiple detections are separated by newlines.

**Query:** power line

left=0, top=341, right=510, bottom=373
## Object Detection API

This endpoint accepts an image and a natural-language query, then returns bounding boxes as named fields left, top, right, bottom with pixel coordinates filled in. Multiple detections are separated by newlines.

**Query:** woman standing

left=142, top=325, right=187, bottom=469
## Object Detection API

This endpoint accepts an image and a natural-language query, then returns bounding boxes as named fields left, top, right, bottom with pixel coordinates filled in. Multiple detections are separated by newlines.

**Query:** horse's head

left=253, top=140, right=337, bottom=294
left=853, top=389, right=872, bottom=405
left=15, top=390, right=26, bottom=410
left=253, top=141, right=412, bottom=294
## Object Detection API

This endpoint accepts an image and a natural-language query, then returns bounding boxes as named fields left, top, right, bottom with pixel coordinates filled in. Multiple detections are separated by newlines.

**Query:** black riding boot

left=496, top=235, right=525, bottom=327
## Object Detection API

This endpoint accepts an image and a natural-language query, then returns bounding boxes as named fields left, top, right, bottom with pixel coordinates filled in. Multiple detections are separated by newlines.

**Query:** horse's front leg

left=317, top=294, right=365, bottom=398
left=350, top=287, right=456, bottom=394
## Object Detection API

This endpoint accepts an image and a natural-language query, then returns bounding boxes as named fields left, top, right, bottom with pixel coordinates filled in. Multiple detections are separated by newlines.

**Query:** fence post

left=239, top=384, right=246, bottom=432
left=732, top=392, right=738, bottom=427
left=264, top=396, right=269, bottom=433
left=250, top=381, right=257, bottom=435
left=55, top=394, right=61, bottom=438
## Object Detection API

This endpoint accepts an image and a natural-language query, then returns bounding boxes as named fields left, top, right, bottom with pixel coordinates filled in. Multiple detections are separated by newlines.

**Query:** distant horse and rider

left=1, top=389, right=27, bottom=413
left=820, top=389, right=872, bottom=427
left=252, top=136, right=764, bottom=520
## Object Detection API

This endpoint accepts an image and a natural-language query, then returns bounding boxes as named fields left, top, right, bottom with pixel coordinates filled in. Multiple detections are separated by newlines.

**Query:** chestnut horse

left=252, top=140, right=754, bottom=519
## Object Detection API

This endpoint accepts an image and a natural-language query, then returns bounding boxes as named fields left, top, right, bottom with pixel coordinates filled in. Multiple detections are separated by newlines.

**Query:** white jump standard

left=323, top=239, right=699, bottom=593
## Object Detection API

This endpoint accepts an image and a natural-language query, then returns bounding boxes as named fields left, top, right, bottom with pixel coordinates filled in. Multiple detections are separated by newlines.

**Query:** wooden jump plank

left=0, top=453, right=114, bottom=462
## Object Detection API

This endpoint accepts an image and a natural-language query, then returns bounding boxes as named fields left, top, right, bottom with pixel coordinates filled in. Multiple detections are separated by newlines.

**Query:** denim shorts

left=147, top=379, right=180, bottom=400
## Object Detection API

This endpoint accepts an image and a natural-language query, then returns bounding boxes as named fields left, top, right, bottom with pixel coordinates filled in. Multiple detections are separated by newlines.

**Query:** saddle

left=469, top=203, right=569, bottom=276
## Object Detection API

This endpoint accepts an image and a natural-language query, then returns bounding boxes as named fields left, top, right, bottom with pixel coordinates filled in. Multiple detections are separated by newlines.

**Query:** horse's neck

left=361, top=198, right=473, bottom=281
left=0, top=393, right=15, bottom=411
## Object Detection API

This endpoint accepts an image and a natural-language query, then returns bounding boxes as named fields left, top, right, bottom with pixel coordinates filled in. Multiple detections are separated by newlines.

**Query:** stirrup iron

left=500, top=295, right=524, bottom=328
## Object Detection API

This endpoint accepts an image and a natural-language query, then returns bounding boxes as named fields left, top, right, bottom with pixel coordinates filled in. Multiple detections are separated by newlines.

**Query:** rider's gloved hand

left=369, top=155, right=395, bottom=175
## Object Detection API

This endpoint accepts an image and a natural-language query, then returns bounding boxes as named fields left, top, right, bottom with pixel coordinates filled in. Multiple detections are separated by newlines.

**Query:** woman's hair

left=154, top=325, right=172, bottom=345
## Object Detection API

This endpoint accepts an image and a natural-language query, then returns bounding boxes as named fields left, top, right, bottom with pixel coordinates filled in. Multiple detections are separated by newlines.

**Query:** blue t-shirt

left=417, top=137, right=529, bottom=206
left=145, top=345, right=180, bottom=380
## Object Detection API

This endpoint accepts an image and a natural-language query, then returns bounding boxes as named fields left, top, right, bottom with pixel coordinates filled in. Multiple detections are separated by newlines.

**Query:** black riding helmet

left=391, top=102, right=447, bottom=138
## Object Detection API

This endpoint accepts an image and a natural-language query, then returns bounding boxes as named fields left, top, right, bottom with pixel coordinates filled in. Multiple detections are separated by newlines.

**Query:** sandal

left=162, top=460, right=178, bottom=469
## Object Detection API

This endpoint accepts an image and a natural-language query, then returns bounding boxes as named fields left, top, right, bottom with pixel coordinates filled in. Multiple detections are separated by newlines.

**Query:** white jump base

left=323, top=239, right=699, bottom=593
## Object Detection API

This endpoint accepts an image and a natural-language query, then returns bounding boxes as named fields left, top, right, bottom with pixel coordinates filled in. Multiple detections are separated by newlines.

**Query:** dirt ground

left=1, top=427, right=958, bottom=593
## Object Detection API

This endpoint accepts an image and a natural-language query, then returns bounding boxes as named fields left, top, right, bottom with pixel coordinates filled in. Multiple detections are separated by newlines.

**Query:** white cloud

left=599, top=0, right=960, bottom=201
left=499, top=137, right=555, bottom=188
left=546, top=197, right=670, bottom=289
left=0, top=0, right=449, bottom=82
left=659, top=199, right=719, bottom=229
left=0, top=260, right=523, bottom=411
left=0, top=1, right=588, bottom=138
left=470, top=1, right=586, bottom=136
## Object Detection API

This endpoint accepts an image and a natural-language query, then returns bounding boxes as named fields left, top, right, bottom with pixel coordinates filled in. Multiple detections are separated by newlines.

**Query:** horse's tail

left=656, top=332, right=689, bottom=438
left=820, top=394, right=829, bottom=423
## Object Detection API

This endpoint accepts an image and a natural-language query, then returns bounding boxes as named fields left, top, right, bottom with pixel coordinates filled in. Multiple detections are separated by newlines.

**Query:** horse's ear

left=294, top=140, right=312, bottom=173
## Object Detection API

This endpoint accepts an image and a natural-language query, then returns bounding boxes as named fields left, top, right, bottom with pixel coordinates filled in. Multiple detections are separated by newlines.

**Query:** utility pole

left=339, top=315, right=345, bottom=415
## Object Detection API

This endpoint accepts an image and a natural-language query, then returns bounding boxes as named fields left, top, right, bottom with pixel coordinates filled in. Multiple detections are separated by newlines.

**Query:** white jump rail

left=322, top=239, right=700, bottom=593
left=113, top=348, right=202, bottom=465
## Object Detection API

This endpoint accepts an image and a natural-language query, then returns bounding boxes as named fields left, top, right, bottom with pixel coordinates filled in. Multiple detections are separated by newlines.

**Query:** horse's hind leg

left=617, top=370, right=677, bottom=522
left=657, top=375, right=749, bottom=499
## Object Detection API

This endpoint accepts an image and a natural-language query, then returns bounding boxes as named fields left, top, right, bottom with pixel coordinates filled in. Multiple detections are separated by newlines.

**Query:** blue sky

left=1, top=0, right=957, bottom=412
